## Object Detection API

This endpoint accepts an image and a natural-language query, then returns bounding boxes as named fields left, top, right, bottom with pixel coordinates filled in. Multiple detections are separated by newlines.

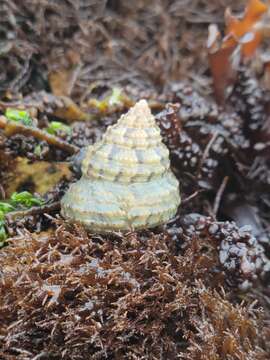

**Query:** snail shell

left=61, top=99, right=180, bottom=232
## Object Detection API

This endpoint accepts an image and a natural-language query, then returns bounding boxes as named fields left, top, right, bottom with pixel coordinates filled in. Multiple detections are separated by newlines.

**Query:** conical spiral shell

left=61, top=100, right=180, bottom=232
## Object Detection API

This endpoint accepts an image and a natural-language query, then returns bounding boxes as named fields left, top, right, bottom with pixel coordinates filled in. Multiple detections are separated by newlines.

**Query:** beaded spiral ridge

left=61, top=99, right=180, bottom=232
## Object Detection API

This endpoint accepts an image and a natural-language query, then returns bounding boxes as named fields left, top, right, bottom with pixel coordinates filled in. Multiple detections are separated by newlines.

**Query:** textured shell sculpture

left=61, top=99, right=180, bottom=232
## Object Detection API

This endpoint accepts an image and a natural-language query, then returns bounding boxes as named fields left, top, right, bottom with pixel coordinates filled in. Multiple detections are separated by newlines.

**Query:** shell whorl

left=82, top=100, right=170, bottom=183
left=61, top=99, right=180, bottom=232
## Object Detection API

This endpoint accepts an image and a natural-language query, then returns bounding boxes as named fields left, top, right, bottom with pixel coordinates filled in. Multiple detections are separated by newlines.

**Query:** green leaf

left=34, top=144, right=42, bottom=156
left=88, top=87, right=124, bottom=112
left=10, top=191, right=44, bottom=207
left=0, top=202, right=14, bottom=215
left=5, top=108, right=33, bottom=126
left=108, top=87, right=123, bottom=106
left=0, top=204, right=14, bottom=244
left=0, top=192, right=44, bottom=249
left=46, top=121, right=71, bottom=136
left=0, top=221, right=7, bottom=246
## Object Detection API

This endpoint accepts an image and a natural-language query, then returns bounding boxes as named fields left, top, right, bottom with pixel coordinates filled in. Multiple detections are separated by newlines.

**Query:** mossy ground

left=0, top=1, right=269, bottom=359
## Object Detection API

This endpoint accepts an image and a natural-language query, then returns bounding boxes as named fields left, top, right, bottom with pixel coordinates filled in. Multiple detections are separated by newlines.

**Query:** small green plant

left=0, top=220, right=7, bottom=246
left=108, top=87, right=123, bottom=106
left=46, top=121, right=71, bottom=136
left=0, top=191, right=45, bottom=247
left=34, top=144, right=42, bottom=157
left=89, top=87, right=124, bottom=112
left=10, top=191, right=44, bottom=207
left=5, top=108, right=33, bottom=126
left=0, top=203, right=14, bottom=246
left=0, top=202, right=14, bottom=213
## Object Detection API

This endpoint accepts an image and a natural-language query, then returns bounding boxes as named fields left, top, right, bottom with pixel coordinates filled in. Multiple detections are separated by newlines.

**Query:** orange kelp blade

left=224, top=0, right=268, bottom=58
